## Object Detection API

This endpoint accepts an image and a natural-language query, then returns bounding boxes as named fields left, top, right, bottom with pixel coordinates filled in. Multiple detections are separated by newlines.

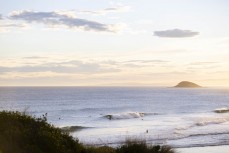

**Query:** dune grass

left=116, top=140, right=175, bottom=153
left=0, top=111, right=177, bottom=153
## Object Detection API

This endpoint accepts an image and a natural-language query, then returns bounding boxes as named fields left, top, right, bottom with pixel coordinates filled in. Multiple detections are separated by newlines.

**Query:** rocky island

left=174, top=81, right=201, bottom=88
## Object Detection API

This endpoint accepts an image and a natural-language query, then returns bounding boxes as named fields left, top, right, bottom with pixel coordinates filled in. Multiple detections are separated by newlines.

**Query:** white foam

left=214, top=107, right=229, bottom=113
left=105, top=112, right=145, bottom=120
left=196, top=117, right=229, bottom=126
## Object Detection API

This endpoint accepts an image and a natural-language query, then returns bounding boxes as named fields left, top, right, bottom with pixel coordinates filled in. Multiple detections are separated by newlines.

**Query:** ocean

left=0, top=87, right=229, bottom=149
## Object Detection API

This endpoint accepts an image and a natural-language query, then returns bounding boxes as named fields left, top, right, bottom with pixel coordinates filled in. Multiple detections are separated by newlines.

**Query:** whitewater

left=0, top=87, right=229, bottom=148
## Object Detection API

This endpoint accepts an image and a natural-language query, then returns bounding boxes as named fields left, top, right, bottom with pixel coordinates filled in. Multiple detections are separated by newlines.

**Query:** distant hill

left=174, top=81, right=201, bottom=88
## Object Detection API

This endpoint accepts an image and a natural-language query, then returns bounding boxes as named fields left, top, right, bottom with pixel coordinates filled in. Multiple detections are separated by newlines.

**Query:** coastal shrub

left=0, top=111, right=83, bottom=153
left=83, top=146, right=116, bottom=153
left=82, top=144, right=176, bottom=153
left=116, top=140, right=176, bottom=153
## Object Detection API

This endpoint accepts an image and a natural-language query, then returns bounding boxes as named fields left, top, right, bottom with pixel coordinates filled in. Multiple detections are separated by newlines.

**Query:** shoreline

left=76, top=136, right=229, bottom=151
left=177, top=145, right=229, bottom=153
left=77, top=137, right=229, bottom=149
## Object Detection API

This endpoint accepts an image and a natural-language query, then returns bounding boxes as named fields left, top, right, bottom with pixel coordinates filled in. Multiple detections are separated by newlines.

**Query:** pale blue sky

left=0, top=0, right=229, bottom=86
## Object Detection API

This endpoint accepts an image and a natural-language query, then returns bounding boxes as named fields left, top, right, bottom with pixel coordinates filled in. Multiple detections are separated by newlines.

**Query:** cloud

left=22, top=56, right=47, bottom=59
left=186, top=61, right=220, bottom=71
left=0, top=58, right=171, bottom=75
left=0, top=23, right=27, bottom=28
left=0, top=22, right=28, bottom=33
left=79, top=5, right=130, bottom=15
left=0, top=14, right=28, bottom=32
left=0, top=61, right=120, bottom=74
left=154, top=29, right=199, bottom=38
left=9, top=10, right=121, bottom=32
left=125, top=60, right=169, bottom=63
left=189, top=62, right=218, bottom=65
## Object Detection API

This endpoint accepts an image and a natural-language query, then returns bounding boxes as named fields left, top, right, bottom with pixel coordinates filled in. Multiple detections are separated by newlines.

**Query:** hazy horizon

left=1, top=0, right=229, bottom=86
left=1, top=84, right=229, bottom=88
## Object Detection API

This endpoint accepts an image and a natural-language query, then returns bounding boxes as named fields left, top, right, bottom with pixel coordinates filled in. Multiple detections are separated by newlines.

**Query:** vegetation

left=116, top=140, right=175, bottom=153
left=0, top=111, right=177, bottom=153
left=0, top=111, right=83, bottom=153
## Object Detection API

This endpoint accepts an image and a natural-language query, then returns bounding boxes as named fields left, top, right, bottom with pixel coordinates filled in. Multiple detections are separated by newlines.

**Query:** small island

left=174, top=81, right=201, bottom=88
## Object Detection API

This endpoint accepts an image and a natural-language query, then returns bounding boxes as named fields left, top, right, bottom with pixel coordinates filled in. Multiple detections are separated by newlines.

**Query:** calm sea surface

left=0, top=87, right=229, bottom=148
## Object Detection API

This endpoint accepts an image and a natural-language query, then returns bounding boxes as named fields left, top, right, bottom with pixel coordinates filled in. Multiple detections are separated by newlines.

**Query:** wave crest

left=104, top=112, right=145, bottom=120
left=196, top=117, right=229, bottom=126
left=61, top=125, right=90, bottom=133
left=214, top=107, right=229, bottom=113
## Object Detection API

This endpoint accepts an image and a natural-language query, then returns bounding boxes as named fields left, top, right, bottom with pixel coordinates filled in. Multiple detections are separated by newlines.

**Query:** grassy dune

left=0, top=111, right=176, bottom=153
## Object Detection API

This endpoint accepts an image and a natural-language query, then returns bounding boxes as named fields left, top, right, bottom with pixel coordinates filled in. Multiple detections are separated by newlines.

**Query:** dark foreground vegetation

left=0, top=111, right=176, bottom=153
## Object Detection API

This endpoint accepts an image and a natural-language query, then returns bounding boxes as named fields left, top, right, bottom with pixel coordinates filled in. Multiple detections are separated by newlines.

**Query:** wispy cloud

left=22, top=56, right=47, bottom=59
left=1, top=57, right=226, bottom=86
left=0, top=23, right=28, bottom=33
left=189, top=62, right=219, bottom=65
left=125, top=60, right=169, bottom=63
left=0, top=23, right=27, bottom=28
left=0, top=60, right=120, bottom=74
left=9, top=10, right=122, bottom=32
left=154, top=29, right=199, bottom=38
left=0, top=58, right=172, bottom=74
left=0, top=13, right=28, bottom=32
left=79, top=5, right=130, bottom=15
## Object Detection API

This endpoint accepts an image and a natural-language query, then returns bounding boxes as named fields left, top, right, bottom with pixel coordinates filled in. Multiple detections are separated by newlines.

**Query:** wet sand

left=177, top=145, right=229, bottom=153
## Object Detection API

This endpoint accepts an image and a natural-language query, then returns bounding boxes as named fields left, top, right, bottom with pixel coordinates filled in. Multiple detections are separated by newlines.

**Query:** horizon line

left=0, top=85, right=228, bottom=88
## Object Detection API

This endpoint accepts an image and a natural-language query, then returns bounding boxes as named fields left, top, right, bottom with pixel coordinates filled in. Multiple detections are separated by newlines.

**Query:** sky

left=0, top=0, right=229, bottom=86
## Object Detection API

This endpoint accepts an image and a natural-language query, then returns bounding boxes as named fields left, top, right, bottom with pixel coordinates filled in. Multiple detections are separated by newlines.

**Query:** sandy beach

left=178, top=145, right=229, bottom=153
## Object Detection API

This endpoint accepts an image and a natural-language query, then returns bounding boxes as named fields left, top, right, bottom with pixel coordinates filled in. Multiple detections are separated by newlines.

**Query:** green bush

left=82, top=146, right=116, bottom=153
left=116, top=140, right=176, bottom=153
left=0, top=111, right=83, bottom=153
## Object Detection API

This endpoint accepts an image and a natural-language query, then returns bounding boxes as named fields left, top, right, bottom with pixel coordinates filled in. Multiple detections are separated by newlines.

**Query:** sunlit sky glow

left=1, top=0, right=229, bottom=86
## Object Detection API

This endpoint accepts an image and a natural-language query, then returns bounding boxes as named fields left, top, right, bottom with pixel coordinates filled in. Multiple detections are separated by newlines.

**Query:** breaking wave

left=214, top=107, right=229, bottom=113
left=61, top=125, right=91, bottom=133
left=103, top=112, right=157, bottom=120
left=175, top=116, right=229, bottom=132
left=195, top=117, right=229, bottom=126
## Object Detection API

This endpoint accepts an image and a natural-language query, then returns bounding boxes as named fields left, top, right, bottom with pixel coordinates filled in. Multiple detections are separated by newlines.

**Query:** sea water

left=0, top=87, right=229, bottom=148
